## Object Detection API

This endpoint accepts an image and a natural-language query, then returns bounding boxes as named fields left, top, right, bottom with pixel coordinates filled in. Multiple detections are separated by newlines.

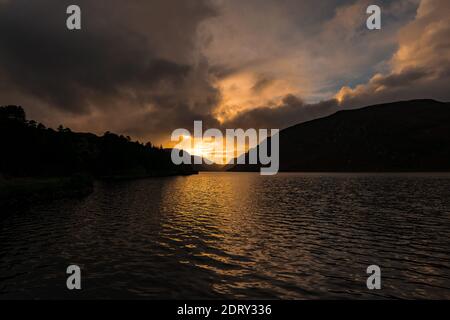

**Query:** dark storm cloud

left=0, top=0, right=219, bottom=134
left=372, top=67, right=430, bottom=88
left=124, top=103, right=222, bottom=138
left=224, top=95, right=339, bottom=130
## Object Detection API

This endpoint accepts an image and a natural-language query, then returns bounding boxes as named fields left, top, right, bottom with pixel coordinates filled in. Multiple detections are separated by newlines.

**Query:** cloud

left=0, top=0, right=219, bottom=143
left=251, top=76, right=275, bottom=94
left=0, top=0, right=447, bottom=146
left=337, top=0, right=450, bottom=107
left=202, top=0, right=421, bottom=127
left=224, top=0, right=449, bottom=131
left=223, top=94, right=339, bottom=130
left=202, top=0, right=420, bottom=122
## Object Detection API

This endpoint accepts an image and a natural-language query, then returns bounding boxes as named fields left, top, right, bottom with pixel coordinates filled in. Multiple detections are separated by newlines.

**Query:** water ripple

left=1, top=172, right=450, bottom=299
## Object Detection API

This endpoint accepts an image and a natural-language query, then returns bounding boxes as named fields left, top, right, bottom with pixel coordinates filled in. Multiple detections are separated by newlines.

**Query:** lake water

left=1, top=172, right=450, bottom=299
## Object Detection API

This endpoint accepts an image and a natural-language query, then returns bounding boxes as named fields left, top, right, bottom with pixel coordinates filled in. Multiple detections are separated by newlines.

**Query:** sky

left=0, top=0, right=449, bottom=161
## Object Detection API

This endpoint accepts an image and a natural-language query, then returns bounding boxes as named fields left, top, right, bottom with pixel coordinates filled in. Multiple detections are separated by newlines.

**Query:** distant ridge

left=165, top=149, right=225, bottom=172
left=229, top=99, right=450, bottom=172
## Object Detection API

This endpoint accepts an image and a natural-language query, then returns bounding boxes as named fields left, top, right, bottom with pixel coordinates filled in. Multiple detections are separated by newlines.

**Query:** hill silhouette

left=229, top=99, right=450, bottom=172
left=163, top=150, right=225, bottom=172
left=0, top=105, right=196, bottom=179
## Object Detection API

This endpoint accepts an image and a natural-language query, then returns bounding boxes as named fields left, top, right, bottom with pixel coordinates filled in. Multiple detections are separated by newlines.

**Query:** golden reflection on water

left=157, top=173, right=327, bottom=297
left=156, top=172, right=450, bottom=298
left=1, top=172, right=450, bottom=299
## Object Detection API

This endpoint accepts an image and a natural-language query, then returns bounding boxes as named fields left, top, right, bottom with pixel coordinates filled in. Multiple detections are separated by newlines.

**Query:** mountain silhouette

left=166, top=149, right=225, bottom=172
left=229, top=99, right=450, bottom=172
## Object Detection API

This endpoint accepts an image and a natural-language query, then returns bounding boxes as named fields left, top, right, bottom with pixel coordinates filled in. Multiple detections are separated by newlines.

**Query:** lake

left=1, top=172, right=450, bottom=299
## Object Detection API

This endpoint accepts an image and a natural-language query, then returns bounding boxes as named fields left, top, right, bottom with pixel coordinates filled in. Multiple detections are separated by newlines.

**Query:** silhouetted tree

left=0, top=105, right=26, bottom=122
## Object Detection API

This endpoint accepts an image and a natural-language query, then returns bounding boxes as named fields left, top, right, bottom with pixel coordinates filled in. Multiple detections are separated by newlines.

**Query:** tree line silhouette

left=0, top=105, right=195, bottom=178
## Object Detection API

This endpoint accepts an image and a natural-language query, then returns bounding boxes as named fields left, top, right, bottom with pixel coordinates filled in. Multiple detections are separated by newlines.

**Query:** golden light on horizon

left=169, top=134, right=250, bottom=165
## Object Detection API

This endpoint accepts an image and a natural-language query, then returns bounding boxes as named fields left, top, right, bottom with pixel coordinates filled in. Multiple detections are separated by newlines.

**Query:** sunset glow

left=1, top=0, right=450, bottom=303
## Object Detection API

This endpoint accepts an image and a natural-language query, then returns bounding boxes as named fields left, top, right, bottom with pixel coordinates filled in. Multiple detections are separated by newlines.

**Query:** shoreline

left=0, top=170, right=198, bottom=211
